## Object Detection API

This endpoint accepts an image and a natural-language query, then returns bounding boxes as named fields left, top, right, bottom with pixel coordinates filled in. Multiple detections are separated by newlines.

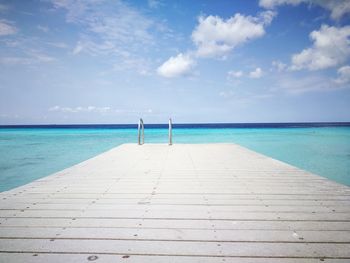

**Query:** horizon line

left=1, top=121, right=350, bottom=127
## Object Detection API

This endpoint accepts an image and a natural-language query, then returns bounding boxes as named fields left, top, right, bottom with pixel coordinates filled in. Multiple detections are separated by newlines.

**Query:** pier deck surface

left=1, top=143, right=350, bottom=262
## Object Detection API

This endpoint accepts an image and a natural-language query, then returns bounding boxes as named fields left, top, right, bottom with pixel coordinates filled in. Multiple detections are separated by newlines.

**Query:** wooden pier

left=1, top=143, right=350, bottom=262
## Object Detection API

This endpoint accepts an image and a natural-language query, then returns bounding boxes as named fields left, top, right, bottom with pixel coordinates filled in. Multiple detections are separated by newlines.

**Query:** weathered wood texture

left=1, top=143, right=349, bottom=262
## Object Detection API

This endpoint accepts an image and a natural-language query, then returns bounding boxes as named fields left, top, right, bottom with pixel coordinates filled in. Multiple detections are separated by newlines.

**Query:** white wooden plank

left=2, top=218, right=350, bottom=230
left=0, top=227, right=350, bottom=242
left=1, top=239, right=350, bottom=258
left=1, top=253, right=349, bottom=263
left=0, top=143, right=349, bottom=262
left=1, top=203, right=349, bottom=212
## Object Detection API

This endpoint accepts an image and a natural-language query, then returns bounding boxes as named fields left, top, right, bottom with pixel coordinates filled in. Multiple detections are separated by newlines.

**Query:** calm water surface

left=0, top=124, right=349, bottom=192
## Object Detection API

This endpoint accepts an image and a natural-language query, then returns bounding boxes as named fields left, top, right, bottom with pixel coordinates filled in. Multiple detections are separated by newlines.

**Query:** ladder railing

left=168, top=118, right=172, bottom=145
left=137, top=118, right=173, bottom=145
left=137, top=118, right=144, bottom=145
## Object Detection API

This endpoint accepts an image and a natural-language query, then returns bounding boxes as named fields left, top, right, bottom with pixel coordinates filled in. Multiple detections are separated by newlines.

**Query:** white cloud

left=51, top=0, right=155, bottom=52
left=271, top=74, right=327, bottom=94
left=0, top=51, right=55, bottom=65
left=272, top=60, right=287, bottom=72
left=32, top=52, right=56, bottom=63
left=260, top=0, right=304, bottom=9
left=249, top=67, right=263, bottom=78
left=322, top=1, right=350, bottom=20
left=228, top=70, right=243, bottom=78
left=158, top=11, right=275, bottom=78
left=48, top=106, right=153, bottom=115
left=157, top=53, right=195, bottom=78
left=113, top=56, right=152, bottom=76
left=0, top=19, right=17, bottom=36
left=72, top=41, right=84, bottom=55
left=49, top=106, right=112, bottom=113
left=259, top=0, right=350, bottom=20
left=51, top=0, right=168, bottom=73
left=47, top=42, right=69, bottom=49
left=259, top=9, right=276, bottom=25
left=291, top=25, right=350, bottom=71
left=71, top=39, right=115, bottom=56
left=191, top=11, right=276, bottom=58
left=334, top=65, right=350, bottom=85
left=272, top=70, right=350, bottom=94
left=226, top=68, right=264, bottom=80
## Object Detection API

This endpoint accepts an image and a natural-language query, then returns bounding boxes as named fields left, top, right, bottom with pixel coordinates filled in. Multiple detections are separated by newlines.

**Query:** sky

left=0, top=0, right=350, bottom=124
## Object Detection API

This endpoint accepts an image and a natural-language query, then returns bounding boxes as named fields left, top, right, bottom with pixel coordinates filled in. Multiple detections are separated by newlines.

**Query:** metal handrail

left=138, top=118, right=172, bottom=145
left=138, top=118, right=144, bottom=145
left=168, top=118, right=172, bottom=145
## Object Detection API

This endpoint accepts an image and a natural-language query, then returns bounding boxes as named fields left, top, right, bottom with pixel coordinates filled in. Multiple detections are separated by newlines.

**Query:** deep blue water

left=0, top=122, right=349, bottom=192
left=2, top=122, right=349, bottom=129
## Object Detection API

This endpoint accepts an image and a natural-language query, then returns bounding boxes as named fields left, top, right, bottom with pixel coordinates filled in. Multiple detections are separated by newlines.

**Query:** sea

left=0, top=123, right=349, bottom=192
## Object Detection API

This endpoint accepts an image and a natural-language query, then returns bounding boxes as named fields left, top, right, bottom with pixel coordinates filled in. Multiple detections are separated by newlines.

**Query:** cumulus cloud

left=334, top=65, right=350, bottom=85
left=291, top=25, right=350, bottom=71
left=157, top=53, right=195, bottom=78
left=191, top=11, right=276, bottom=58
left=259, top=0, right=350, bottom=20
left=157, top=11, right=275, bottom=78
left=249, top=67, right=263, bottom=78
left=0, top=19, right=17, bottom=36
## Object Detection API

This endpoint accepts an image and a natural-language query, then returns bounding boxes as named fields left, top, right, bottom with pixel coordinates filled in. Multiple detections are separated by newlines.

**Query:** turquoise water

left=0, top=126, right=349, bottom=192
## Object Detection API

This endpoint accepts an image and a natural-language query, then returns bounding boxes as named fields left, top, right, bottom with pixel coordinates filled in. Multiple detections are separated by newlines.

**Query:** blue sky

left=0, top=0, right=350, bottom=124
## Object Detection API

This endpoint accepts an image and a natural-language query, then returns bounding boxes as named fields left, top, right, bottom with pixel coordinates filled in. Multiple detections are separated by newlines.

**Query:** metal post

left=138, top=118, right=144, bottom=145
left=168, top=118, right=172, bottom=145
left=142, top=119, right=144, bottom=144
